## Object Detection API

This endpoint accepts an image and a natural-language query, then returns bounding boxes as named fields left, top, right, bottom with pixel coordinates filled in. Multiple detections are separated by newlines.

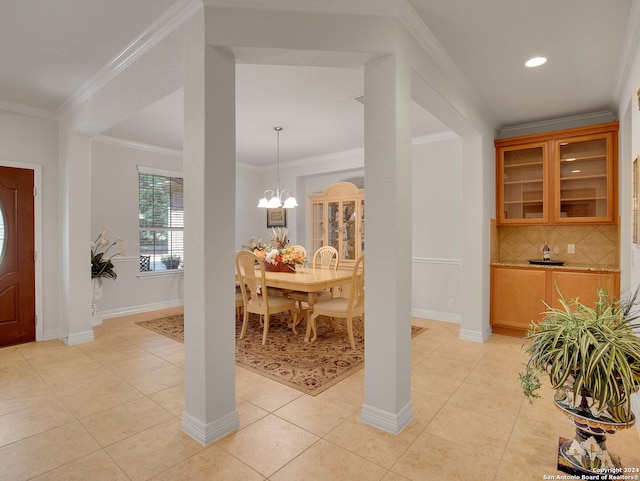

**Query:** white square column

left=361, top=53, right=413, bottom=434
left=182, top=31, right=239, bottom=444
left=58, top=132, right=94, bottom=345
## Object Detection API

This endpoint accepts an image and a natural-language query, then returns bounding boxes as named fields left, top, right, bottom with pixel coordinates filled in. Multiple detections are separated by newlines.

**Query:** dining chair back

left=312, top=246, right=339, bottom=270
left=306, top=253, right=364, bottom=349
left=290, top=244, right=307, bottom=261
left=235, top=250, right=299, bottom=344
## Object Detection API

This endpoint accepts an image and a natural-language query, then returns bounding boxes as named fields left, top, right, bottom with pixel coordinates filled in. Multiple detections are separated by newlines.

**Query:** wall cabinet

left=495, top=122, right=618, bottom=225
left=309, top=182, right=364, bottom=267
left=490, top=266, right=619, bottom=336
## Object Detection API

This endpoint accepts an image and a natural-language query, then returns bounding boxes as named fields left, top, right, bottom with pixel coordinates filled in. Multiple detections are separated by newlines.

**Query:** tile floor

left=1, top=308, right=639, bottom=480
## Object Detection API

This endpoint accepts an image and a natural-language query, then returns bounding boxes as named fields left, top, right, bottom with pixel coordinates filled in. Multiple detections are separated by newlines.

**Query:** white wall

left=236, top=163, right=264, bottom=250
left=90, top=139, right=283, bottom=317
left=411, top=133, right=462, bottom=322
left=0, top=110, right=60, bottom=339
left=91, top=138, right=184, bottom=317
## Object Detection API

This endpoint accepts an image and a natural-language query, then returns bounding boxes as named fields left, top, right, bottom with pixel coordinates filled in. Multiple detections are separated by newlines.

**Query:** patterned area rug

left=136, top=313, right=426, bottom=396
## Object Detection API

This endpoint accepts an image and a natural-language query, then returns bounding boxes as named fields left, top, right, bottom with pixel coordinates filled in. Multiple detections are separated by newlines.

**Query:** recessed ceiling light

left=525, top=57, right=547, bottom=68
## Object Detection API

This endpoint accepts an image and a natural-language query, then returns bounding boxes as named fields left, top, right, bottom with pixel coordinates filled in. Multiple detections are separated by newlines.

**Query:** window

left=138, top=167, right=184, bottom=273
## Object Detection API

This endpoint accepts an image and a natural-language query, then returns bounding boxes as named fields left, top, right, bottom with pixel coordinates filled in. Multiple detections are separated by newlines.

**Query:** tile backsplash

left=493, top=223, right=618, bottom=267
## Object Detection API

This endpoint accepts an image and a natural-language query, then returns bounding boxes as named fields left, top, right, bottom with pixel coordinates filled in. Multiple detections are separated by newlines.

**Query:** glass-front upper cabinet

left=555, top=133, right=615, bottom=223
left=310, top=202, right=324, bottom=256
left=497, top=143, right=548, bottom=224
left=341, top=200, right=356, bottom=261
left=308, top=182, right=364, bottom=267
left=327, top=201, right=340, bottom=254
left=495, top=122, right=618, bottom=225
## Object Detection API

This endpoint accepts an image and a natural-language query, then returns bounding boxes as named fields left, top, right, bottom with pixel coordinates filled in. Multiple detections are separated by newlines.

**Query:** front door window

left=0, top=201, right=5, bottom=265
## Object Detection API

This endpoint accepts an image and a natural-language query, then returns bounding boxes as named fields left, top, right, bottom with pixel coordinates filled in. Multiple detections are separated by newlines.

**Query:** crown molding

left=497, top=110, right=617, bottom=139
left=93, top=135, right=183, bottom=157
left=206, top=0, right=487, bottom=121
left=203, top=0, right=398, bottom=16
left=614, top=0, right=640, bottom=107
left=56, top=0, right=202, bottom=120
left=396, top=1, right=495, bottom=126
left=0, top=100, right=56, bottom=120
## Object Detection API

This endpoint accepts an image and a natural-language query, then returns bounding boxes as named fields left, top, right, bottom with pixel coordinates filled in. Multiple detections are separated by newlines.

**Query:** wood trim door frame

left=0, top=160, right=43, bottom=342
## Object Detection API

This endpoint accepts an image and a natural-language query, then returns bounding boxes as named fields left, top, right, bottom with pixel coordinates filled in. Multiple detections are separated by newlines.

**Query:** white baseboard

left=181, top=410, right=239, bottom=445
left=62, top=329, right=95, bottom=346
left=459, top=325, right=492, bottom=343
left=43, top=329, right=65, bottom=341
left=360, top=401, right=413, bottom=435
left=411, top=308, right=461, bottom=324
left=98, top=299, right=184, bottom=320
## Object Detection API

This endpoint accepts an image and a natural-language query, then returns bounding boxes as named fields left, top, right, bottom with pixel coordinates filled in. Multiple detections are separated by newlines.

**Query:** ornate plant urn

left=91, top=278, right=103, bottom=323
left=554, top=386, right=635, bottom=476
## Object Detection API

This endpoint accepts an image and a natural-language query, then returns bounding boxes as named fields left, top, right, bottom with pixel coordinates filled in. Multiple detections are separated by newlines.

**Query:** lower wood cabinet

left=490, top=266, right=619, bottom=337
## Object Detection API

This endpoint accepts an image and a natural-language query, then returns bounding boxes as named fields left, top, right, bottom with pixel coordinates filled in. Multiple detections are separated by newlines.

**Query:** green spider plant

left=519, top=286, right=640, bottom=424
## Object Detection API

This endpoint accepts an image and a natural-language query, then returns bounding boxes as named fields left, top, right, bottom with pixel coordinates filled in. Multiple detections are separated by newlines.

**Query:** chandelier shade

left=258, top=127, right=298, bottom=209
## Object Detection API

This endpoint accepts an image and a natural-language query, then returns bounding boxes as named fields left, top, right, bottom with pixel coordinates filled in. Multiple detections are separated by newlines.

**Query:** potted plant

left=161, top=254, right=182, bottom=270
left=90, top=228, right=124, bottom=321
left=519, top=287, right=640, bottom=475
left=91, top=228, right=124, bottom=281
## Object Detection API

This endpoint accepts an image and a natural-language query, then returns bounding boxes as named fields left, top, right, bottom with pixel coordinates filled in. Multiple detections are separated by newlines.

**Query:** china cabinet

left=309, top=182, right=364, bottom=267
left=495, top=122, right=618, bottom=225
left=490, top=265, right=618, bottom=336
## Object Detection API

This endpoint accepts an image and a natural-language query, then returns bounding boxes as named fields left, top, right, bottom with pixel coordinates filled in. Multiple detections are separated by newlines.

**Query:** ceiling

left=0, top=0, right=635, bottom=165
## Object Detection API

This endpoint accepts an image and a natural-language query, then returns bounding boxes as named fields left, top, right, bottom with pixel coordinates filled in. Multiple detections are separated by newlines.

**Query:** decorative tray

left=528, top=259, right=565, bottom=266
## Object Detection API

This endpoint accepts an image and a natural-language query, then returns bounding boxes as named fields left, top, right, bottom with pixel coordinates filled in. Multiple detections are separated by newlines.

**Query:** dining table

left=236, top=265, right=354, bottom=342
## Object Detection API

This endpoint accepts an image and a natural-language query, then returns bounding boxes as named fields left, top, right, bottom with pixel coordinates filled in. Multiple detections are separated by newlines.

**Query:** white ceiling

left=0, top=0, right=635, bottom=165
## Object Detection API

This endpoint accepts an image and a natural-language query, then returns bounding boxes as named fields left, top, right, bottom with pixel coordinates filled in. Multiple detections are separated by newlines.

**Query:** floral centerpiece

left=243, top=229, right=305, bottom=272
left=254, top=246, right=306, bottom=272
left=91, top=228, right=125, bottom=280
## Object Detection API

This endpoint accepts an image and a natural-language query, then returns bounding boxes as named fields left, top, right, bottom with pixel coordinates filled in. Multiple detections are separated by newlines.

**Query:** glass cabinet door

left=556, top=136, right=611, bottom=221
left=342, top=200, right=356, bottom=261
left=499, top=144, right=546, bottom=223
left=327, top=201, right=340, bottom=252
left=310, top=202, right=324, bottom=254
left=308, top=183, right=365, bottom=266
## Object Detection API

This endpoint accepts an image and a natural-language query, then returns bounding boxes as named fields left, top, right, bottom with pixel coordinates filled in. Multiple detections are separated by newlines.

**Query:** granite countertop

left=490, top=261, right=620, bottom=272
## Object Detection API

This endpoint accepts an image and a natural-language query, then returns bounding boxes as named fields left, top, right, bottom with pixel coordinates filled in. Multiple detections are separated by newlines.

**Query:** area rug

left=136, top=313, right=426, bottom=396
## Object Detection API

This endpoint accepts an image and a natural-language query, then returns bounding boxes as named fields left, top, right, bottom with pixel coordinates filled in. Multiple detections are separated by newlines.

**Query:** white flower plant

left=91, top=228, right=125, bottom=280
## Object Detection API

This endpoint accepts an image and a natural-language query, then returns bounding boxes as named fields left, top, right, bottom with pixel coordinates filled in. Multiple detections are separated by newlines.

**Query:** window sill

left=138, top=269, right=184, bottom=280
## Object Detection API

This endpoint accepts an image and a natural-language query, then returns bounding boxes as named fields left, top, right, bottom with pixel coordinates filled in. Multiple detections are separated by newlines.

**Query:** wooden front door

left=0, top=166, right=35, bottom=346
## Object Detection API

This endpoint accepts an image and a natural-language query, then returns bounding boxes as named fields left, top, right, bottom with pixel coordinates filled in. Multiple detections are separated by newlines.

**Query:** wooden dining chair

left=288, top=245, right=339, bottom=315
left=290, top=244, right=307, bottom=259
left=235, top=288, right=244, bottom=321
left=312, top=245, right=339, bottom=299
left=306, top=253, right=364, bottom=350
left=312, top=245, right=338, bottom=270
left=235, top=250, right=299, bottom=344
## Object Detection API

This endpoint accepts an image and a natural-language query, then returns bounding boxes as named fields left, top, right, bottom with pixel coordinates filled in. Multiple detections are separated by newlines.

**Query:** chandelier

left=257, top=127, right=298, bottom=208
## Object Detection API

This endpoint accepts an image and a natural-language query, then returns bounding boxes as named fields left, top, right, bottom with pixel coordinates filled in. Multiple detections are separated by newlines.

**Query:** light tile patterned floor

left=1, top=308, right=639, bottom=480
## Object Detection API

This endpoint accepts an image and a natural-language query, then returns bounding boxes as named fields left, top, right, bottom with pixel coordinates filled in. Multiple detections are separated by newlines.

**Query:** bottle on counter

left=542, top=242, right=551, bottom=261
